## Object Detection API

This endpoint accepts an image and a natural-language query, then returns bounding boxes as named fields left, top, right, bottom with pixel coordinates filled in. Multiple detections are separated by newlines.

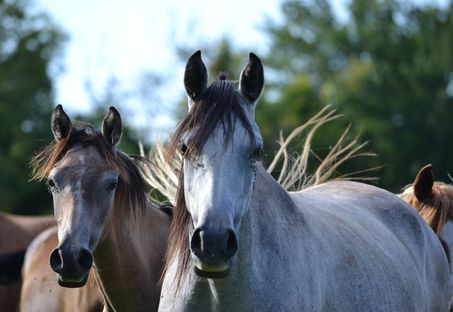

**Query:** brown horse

left=399, top=164, right=453, bottom=307
left=20, top=226, right=103, bottom=311
left=0, top=213, right=55, bottom=312
left=399, top=164, right=453, bottom=237
left=31, top=105, right=171, bottom=311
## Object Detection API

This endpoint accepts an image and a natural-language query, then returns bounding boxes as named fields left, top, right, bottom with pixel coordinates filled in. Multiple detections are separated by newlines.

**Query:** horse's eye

left=252, top=147, right=262, bottom=159
left=180, top=143, right=188, bottom=156
left=107, top=181, right=118, bottom=192
left=46, top=178, right=57, bottom=192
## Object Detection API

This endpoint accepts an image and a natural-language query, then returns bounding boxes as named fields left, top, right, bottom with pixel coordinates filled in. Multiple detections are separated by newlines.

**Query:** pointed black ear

left=102, top=106, right=122, bottom=146
left=414, top=164, right=434, bottom=201
left=184, top=50, right=208, bottom=100
left=239, top=53, right=264, bottom=103
left=51, top=105, right=72, bottom=141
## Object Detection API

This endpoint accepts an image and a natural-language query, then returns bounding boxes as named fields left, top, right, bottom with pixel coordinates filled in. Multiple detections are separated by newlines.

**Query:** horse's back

left=290, top=181, right=451, bottom=311
left=0, top=214, right=56, bottom=312
left=0, top=213, right=55, bottom=254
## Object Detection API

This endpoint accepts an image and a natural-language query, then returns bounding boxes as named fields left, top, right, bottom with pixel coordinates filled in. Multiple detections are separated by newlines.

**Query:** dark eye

left=106, top=180, right=118, bottom=192
left=251, top=147, right=262, bottom=159
left=179, top=143, right=188, bottom=155
left=46, top=178, right=57, bottom=193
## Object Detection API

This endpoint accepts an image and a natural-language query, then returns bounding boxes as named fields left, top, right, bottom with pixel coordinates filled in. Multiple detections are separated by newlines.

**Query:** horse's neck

left=238, top=164, right=304, bottom=270
left=94, top=199, right=170, bottom=311
left=247, top=164, right=303, bottom=235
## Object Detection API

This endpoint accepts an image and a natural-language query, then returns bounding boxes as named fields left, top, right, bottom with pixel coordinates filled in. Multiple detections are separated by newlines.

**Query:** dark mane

left=163, top=79, right=255, bottom=284
left=167, top=79, right=254, bottom=160
left=31, top=123, right=148, bottom=210
left=401, top=182, right=453, bottom=236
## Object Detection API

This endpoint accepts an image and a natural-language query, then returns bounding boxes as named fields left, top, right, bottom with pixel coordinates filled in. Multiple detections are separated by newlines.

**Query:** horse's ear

left=414, top=164, right=434, bottom=201
left=51, top=105, right=72, bottom=141
left=184, top=50, right=208, bottom=101
left=102, top=106, right=122, bottom=146
left=239, top=52, right=264, bottom=103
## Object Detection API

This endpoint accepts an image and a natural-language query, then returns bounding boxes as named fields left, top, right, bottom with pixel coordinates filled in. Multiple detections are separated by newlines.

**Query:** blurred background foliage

left=0, top=0, right=63, bottom=214
left=1, top=0, right=452, bottom=215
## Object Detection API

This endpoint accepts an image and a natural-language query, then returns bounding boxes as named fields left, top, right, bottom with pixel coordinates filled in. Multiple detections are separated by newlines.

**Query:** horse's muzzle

left=190, top=227, right=238, bottom=278
left=49, top=247, right=93, bottom=288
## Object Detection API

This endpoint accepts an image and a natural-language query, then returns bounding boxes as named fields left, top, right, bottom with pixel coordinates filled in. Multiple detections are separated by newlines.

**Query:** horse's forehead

left=57, top=145, right=111, bottom=173
left=203, top=121, right=261, bottom=153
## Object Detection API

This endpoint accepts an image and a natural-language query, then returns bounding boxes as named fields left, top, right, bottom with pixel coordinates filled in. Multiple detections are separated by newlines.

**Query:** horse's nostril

left=190, top=227, right=238, bottom=261
left=224, top=229, right=238, bottom=259
left=77, top=248, right=93, bottom=271
left=190, top=228, right=203, bottom=258
left=49, top=248, right=63, bottom=273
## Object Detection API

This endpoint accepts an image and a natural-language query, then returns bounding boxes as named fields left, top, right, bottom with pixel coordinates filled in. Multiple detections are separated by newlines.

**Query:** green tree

left=83, top=77, right=147, bottom=155
left=263, top=0, right=453, bottom=189
left=0, top=0, right=66, bottom=214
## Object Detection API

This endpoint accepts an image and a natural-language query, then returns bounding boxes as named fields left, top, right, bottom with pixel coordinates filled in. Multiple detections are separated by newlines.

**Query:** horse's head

left=33, top=105, right=129, bottom=287
left=400, top=164, right=453, bottom=237
left=168, top=51, right=264, bottom=278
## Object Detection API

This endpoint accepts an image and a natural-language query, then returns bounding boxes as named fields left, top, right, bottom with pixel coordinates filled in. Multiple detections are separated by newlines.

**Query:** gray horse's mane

left=143, top=105, right=377, bottom=204
left=166, top=78, right=255, bottom=161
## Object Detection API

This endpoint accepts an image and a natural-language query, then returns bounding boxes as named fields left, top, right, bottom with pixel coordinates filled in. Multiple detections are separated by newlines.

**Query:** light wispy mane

left=31, top=123, right=148, bottom=211
left=270, top=106, right=378, bottom=190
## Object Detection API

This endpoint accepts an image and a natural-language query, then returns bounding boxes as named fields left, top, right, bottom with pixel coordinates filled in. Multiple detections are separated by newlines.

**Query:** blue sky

left=35, top=0, right=287, bottom=139
left=35, top=0, right=449, bottom=139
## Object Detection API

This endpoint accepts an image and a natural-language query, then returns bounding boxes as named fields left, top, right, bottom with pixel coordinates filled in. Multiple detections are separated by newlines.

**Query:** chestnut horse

left=31, top=105, right=171, bottom=311
left=399, top=164, right=453, bottom=308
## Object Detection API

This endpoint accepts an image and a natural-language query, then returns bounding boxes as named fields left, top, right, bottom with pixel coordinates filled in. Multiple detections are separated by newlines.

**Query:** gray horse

left=158, top=51, right=450, bottom=311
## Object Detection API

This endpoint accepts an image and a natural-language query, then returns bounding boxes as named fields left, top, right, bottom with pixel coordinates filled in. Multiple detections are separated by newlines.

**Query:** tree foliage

left=262, top=0, right=453, bottom=189
left=0, top=0, right=65, bottom=214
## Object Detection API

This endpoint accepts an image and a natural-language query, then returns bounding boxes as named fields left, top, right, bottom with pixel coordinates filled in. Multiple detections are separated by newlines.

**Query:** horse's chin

left=57, top=274, right=89, bottom=288
left=194, top=266, right=230, bottom=279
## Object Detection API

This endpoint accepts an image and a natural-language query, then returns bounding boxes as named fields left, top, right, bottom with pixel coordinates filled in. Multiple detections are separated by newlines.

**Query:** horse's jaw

left=56, top=272, right=89, bottom=288
left=194, top=266, right=231, bottom=279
